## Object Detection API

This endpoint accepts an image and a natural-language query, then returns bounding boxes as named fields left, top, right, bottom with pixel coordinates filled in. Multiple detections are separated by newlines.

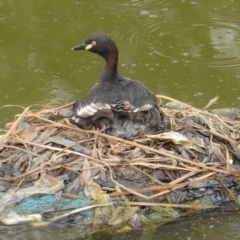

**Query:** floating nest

left=0, top=95, right=240, bottom=230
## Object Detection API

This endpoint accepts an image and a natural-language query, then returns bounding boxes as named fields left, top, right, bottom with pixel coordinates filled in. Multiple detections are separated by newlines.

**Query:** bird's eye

left=91, top=41, right=96, bottom=45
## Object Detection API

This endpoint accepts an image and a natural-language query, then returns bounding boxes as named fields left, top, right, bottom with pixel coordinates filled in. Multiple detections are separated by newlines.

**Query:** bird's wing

left=111, top=99, right=153, bottom=112
left=73, top=101, right=113, bottom=120
left=112, top=79, right=157, bottom=112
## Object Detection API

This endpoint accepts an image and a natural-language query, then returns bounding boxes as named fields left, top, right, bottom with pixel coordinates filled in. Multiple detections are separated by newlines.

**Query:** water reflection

left=209, top=19, right=240, bottom=74
left=0, top=210, right=240, bottom=240
left=43, top=77, right=76, bottom=106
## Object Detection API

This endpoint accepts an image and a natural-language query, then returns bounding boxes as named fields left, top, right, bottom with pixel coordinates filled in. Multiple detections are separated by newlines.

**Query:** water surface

left=0, top=0, right=240, bottom=127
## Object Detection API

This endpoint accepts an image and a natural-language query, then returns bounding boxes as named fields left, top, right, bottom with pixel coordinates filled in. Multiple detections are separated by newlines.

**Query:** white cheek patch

left=77, top=103, right=111, bottom=118
left=85, top=44, right=92, bottom=50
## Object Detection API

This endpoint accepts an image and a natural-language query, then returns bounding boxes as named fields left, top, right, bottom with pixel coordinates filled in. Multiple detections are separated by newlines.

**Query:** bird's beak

left=71, top=43, right=92, bottom=51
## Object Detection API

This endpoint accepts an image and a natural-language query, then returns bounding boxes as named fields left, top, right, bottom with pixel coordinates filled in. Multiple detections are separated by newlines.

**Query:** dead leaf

left=43, top=136, right=92, bottom=155
left=81, top=158, right=91, bottom=184
left=147, top=132, right=192, bottom=148
left=64, top=176, right=82, bottom=194
left=15, top=129, right=38, bottom=142
left=40, top=127, right=58, bottom=141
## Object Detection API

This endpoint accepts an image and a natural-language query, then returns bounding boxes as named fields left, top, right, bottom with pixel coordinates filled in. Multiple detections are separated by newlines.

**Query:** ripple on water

left=96, top=0, right=167, bottom=9
left=95, top=1, right=240, bottom=78
left=208, top=16, right=240, bottom=75
left=136, top=8, right=240, bottom=75
left=95, top=0, right=169, bottom=66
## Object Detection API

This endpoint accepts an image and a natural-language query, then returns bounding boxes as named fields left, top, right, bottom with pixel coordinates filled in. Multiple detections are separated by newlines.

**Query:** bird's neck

left=100, top=51, right=118, bottom=82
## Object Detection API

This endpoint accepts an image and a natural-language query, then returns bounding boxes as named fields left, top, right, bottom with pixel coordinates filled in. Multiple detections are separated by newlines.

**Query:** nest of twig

left=0, top=95, right=240, bottom=227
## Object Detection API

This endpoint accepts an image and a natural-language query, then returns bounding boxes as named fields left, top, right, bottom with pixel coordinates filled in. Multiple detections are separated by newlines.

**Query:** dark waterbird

left=71, top=33, right=162, bottom=138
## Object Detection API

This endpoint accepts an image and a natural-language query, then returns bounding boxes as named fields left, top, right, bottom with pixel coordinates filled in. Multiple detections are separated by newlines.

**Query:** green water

left=1, top=0, right=240, bottom=127
left=0, top=0, right=240, bottom=238
left=1, top=211, right=240, bottom=240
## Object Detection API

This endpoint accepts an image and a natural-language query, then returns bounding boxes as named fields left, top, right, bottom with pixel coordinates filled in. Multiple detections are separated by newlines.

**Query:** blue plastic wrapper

left=13, top=191, right=93, bottom=217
